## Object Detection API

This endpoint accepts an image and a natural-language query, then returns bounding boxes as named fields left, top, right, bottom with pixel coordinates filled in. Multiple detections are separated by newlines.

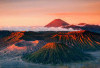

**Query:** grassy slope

left=22, top=43, right=93, bottom=64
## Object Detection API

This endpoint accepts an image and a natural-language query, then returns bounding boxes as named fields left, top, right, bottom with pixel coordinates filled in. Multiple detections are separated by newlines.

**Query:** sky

left=0, top=0, right=100, bottom=26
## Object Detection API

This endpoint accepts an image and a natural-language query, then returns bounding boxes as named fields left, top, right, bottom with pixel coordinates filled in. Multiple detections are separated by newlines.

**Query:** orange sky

left=0, top=0, right=100, bottom=26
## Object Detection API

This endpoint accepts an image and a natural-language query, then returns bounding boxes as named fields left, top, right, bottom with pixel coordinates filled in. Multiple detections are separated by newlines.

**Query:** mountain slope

left=0, top=30, right=100, bottom=51
left=45, top=19, right=69, bottom=27
left=51, top=30, right=100, bottom=51
left=20, top=30, right=100, bottom=51
left=0, top=31, right=24, bottom=49
left=22, top=42, right=93, bottom=64
left=0, top=31, right=12, bottom=39
left=80, top=25, right=100, bottom=33
left=63, top=24, right=100, bottom=33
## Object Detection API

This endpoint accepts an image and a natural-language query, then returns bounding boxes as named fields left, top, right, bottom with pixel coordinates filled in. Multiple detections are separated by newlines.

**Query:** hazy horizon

left=0, top=19, right=100, bottom=27
left=0, top=0, right=100, bottom=26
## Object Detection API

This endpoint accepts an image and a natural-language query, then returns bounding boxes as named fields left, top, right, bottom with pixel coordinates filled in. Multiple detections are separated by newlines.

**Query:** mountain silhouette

left=45, top=19, right=69, bottom=27
left=22, top=42, right=92, bottom=64
left=78, top=23, right=87, bottom=25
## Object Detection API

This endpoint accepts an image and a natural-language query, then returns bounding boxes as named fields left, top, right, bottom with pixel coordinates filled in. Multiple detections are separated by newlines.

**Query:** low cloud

left=0, top=26, right=80, bottom=31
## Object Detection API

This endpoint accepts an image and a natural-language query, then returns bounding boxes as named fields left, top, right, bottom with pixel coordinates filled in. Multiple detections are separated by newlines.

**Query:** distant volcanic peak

left=52, top=19, right=65, bottom=22
left=78, top=23, right=87, bottom=25
left=45, top=19, right=69, bottom=27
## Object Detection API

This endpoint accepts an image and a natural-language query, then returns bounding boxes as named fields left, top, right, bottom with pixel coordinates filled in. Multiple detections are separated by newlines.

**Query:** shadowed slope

left=0, top=31, right=12, bottom=39
left=22, top=42, right=93, bottom=64
left=63, top=24, right=100, bottom=33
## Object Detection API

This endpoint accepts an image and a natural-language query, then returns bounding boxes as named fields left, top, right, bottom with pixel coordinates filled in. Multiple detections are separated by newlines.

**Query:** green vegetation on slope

left=22, top=42, right=93, bottom=64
